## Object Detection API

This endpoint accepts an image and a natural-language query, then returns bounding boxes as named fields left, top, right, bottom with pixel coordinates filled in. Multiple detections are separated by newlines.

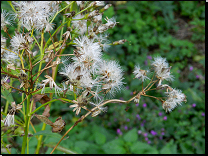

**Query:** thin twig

left=33, top=38, right=67, bottom=83
left=50, top=99, right=128, bottom=154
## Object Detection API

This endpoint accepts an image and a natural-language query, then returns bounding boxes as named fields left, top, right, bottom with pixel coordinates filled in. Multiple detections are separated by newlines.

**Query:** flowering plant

left=1, top=1, right=186, bottom=154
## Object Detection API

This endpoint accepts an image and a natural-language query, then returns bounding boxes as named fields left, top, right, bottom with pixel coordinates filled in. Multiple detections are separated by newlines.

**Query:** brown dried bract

left=32, top=94, right=51, bottom=117
left=35, top=115, right=66, bottom=133
left=52, top=117, right=66, bottom=133
left=34, top=114, right=53, bottom=126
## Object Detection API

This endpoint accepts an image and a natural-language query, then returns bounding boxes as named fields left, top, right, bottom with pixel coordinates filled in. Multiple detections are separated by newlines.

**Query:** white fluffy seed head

left=72, top=14, right=87, bottom=35
left=72, top=36, right=102, bottom=73
left=10, top=32, right=27, bottom=51
left=98, top=60, right=124, bottom=94
left=133, top=65, right=150, bottom=82
left=163, top=88, right=186, bottom=112
left=1, top=9, right=12, bottom=31
left=13, top=1, right=59, bottom=31
left=165, top=88, right=186, bottom=106
left=151, top=56, right=173, bottom=82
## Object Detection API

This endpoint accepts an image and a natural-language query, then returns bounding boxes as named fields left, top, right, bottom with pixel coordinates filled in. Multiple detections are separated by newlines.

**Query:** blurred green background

left=1, top=1, right=205, bottom=154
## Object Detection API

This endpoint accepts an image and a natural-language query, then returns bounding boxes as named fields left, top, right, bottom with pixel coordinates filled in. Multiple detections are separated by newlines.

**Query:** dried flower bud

left=91, top=109, right=101, bottom=117
left=113, top=39, right=127, bottom=45
left=63, top=31, right=71, bottom=40
left=19, top=70, right=28, bottom=83
left=1, top=76, right=10, bottom=90
left=104, top=4, right=112, bottom=10
left=24, top=32, right=34, bottom=43
left=88, top=10, right=99, bottom=18
left=64, top=11, right=76, bottom=18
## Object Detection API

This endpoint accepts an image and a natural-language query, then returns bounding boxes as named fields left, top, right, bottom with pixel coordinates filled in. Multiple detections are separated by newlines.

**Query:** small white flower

left=133, top=65, right=150, bottom=82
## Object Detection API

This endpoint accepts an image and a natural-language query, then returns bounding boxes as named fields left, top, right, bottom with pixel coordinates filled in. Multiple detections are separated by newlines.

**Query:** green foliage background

left=1, top=1, right=205, bottom=154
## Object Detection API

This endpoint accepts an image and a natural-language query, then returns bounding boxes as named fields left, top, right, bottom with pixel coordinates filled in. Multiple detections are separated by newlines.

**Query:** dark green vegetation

left=1, top=1, right=205, bottom=154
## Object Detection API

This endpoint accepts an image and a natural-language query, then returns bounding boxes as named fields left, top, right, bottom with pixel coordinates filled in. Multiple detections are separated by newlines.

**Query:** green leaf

left=76, top=130, right=90, bottom=140
left=32, top=87, right=73, bottom=96
left=74, top=141, right=90, bottom=153
left=85, top=143, right=101, bottom=154
left=130, top=141, right=158, bottom=154
left=187, top=88, right=203, bottom=103
left=1, top=88, right=14, bottom=103
left=34, top=130, right=62, bottom=138
left=180, top=143, right=194, bottom=154
left=94, top=131, right=106, bottom=145
left=102, top=139, right=126, bottom=154
left=45, top=144, right=77, bottom=154
left=123, top=128, right=138, bottom=143
left=103, top=6, right=114, bottom=18
left=160, top=146, right=172, bottom=154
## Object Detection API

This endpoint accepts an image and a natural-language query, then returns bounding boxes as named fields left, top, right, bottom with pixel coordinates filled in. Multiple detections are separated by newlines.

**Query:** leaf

left=32, top=87, right=73, bottom=96
left=102, top=138, right=126, bottom=154
left=74, top=141, right=90, bottom=153
left=188, top=88, right=203, bottom=103
left=160, top=146, right=172, bottom=154
left=35, top=115, right=66, bottom=133
left=130, top=141, right=158, bottom=154
left=34, top=130, right=62, bottom=138
left=52, top=117, right=66, bottom=133
left=45, top=144, right=77, bottom=154
left=47, top=41, right=63, bottom=51
left=1, top=88, right=14, bottom=104
left=32, top=94, right=51, bottom=117
left=123, top=128, right=138, bottom=143
left=34, top=114, right=53, bottom=126
left=94, top=132, right=106, bottom=145
left=42, top=104, right=50, bottom=117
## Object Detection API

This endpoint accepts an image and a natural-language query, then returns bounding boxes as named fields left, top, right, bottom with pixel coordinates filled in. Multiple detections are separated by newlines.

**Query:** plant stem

left=50, top=1, right=74, bottom=24
left=50, top=99, right=127, bottom=153
left=21, top=94, right=31, bottom=154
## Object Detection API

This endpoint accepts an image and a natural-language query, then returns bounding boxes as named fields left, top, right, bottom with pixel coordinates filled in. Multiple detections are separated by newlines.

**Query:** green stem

left=4, top=78, right=13, bottom=114
left=43, top=20, right=68, bottom=53
left=8, top=1, right=16, bottom=13
left=30, top=99, right=58, bottom=115
left=21, top=94, right=31, bottom=154
left=50, top=1, right=74, bottom=24
left=36, top=123, right=46, bottom=154
left=4, top=101, right=9, bottom=114
left=1, top=140, right=11, bottom=154
left=34, top=98, right=57, bottom=154
left=60, top=16, right=66, bottom=41
left=74, top=5, right=93, bottom=17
